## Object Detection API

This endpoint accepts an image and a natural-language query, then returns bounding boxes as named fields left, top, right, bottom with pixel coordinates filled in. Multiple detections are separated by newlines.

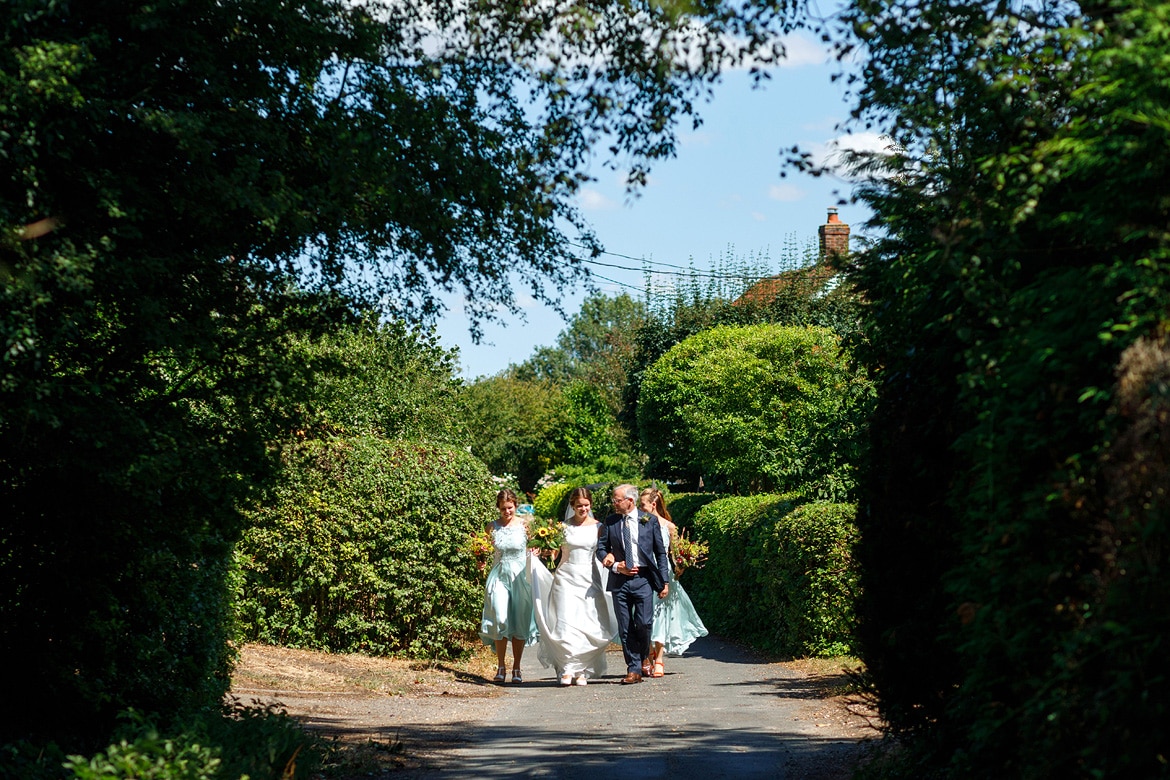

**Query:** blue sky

left=435, top=31, right=880, bottom=379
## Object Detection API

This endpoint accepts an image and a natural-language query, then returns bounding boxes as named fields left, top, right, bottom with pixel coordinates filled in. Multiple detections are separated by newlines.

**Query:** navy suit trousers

left=613, top=575, right=654, bottom=674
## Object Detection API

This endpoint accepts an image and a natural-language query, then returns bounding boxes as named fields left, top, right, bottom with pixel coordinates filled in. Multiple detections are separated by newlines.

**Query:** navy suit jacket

left=597, top=509, right=671, bottom=594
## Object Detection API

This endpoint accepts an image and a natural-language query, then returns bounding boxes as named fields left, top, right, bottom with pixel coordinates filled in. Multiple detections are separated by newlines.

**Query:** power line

left=586, top=270, right=644, bottom=293
left=580, top=254, right=781, bottom=281
left=566, top=241, right=810, bottom=281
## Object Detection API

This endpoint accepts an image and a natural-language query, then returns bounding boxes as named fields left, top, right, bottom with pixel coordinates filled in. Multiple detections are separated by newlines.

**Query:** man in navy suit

left=597, top=483, right=670, bottom=684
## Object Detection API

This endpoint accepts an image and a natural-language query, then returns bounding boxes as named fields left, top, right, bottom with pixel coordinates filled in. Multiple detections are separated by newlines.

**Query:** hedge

left=235, top=436, right=496, bottom=657
left=687, top=494, right=860, bottom=657
left=664, top=492, right=724, bottom=530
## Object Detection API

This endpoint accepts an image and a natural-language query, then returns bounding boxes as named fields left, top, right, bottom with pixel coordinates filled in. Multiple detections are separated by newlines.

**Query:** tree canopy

left=0, top=0, right=801, bottom=741
left=837, top=0, right=1170, bottom=775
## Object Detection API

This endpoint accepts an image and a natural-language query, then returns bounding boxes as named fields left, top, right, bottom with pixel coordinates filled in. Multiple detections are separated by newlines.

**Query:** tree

left=621, top=244, right=864, bottom=442
left=290, top=314, right=467, bottom=443
left=551, top=380, right=642, bottom=477
left=838, top=0, right=1170, bottom=774
left=510, top=292, right=647, bottom=411
left=461, top=376, right=566, bottom=494
left=1, top=0, right=799, bottom=740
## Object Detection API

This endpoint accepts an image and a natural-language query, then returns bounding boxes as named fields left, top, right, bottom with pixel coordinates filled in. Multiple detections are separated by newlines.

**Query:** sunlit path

left=394, top=635, right=869, bottom=779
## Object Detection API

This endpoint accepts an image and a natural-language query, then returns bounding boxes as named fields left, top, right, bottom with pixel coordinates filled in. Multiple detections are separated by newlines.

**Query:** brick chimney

left=818, top=207, right=850, bottom=260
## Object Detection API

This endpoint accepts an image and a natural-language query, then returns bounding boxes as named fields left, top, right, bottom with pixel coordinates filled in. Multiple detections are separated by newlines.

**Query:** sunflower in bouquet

left=672, top=529, right=709, bottom=578
left=464, top=527, right=494, bottom=577
left=526, top=514, right=564, bottom=570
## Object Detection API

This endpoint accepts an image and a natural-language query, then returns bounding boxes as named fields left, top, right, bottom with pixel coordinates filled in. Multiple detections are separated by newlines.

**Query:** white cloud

left=751, top=211, right=767, bottom=222
left=768, top=183, right=804, bottom=202
left=680, top=129, right=715, bottom=147
left=776, top=33, right=832, bottom=68
left=810, top=131, right=894, bottom=180
left=579, top=188, right=617, bottom=211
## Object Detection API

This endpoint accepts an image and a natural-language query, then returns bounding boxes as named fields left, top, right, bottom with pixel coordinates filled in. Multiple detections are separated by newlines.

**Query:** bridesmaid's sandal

left=511, top=669, right=523, bottom=684
left=493, top=667, right=506, bottom=683
left=652, top=661, right=665, bottom=678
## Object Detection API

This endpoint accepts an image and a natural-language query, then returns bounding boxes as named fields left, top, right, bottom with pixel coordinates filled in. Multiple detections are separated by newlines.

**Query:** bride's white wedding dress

left=529, top=522, right=618, bottom=680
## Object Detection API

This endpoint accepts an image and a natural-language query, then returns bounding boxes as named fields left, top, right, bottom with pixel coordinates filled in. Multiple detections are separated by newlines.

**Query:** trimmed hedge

left=236, top=436, right=495, bottom=657
left=533, top=481, right=577, bottom=519
left=664, top=492, right=724, bottom=530
left=687, top=495, right=860, bottom=657
left=637, top=323, right=872, bottom=499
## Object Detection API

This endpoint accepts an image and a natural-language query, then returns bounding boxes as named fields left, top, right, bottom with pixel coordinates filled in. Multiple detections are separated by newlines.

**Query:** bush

left=532, top=481, right=576, bottom=519
left=637, top=324, right=872, bottom=499
left=236, top=437, right=495, bottom=657
left=687, top=495, right=860, bottom=657
left=766, top=503, right=860, bottom=657
left=3, top=704, right=323, bottom=780
left=664, top=492, right=724, bottom=530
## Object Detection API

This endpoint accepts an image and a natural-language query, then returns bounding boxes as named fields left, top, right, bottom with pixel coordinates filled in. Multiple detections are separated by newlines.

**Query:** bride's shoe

left=652, top=661, right=665, bottom=678
left=573, top=674, right=588, bottom=686
left=493, top=666, right=506, bottom=683
left=560, top=673, right=573, bottom=686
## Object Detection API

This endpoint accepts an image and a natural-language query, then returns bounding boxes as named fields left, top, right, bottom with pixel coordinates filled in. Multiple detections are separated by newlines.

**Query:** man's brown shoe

left=621, top=672, right=643, bottom=684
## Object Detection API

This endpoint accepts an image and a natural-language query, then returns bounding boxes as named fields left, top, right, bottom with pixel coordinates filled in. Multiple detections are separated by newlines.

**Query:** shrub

left=687, top=495, right=859, bottom=657
left=56, top=705, right=323, bottom=780
left=664, top=492, right=724, bottom=530
left=766, top=503, right=860, bottom=657
left=637, top=324, right=872, bottom=499
left=533, top=481, right=576, bottom=519
left=236, top=437, right=495, bottom=657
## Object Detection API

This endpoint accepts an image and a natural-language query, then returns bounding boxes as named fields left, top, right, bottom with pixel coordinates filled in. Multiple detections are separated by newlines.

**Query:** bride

left=529, top=487, right=618, bottom=686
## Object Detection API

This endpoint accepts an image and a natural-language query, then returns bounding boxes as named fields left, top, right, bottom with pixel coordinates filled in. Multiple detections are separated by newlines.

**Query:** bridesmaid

left=640, top=487, right=708, bottom=677
left=479, top=488, right=538, bottom=683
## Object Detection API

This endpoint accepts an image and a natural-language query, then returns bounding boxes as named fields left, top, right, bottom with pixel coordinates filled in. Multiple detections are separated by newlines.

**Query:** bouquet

left=464, top=528, right=494, bottom=577
left=526, top=515, right=564, bottom=570
left=672, top=530, right=709, bottom=578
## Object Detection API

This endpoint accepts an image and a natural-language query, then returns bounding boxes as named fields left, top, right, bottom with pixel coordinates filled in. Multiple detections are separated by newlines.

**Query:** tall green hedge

left=236, top=437, right=495, bottom=657
left=664, top=492, right=723, bottom=530
left=687, top=495, right=860, bottom=657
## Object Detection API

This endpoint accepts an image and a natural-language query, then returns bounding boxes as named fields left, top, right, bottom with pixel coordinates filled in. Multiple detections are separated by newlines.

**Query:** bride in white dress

left=529, top=487, right=618, bottom=686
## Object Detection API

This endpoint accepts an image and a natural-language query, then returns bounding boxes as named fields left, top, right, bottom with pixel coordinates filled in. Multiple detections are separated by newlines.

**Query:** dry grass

left=231, top=642, right=505, bottom=698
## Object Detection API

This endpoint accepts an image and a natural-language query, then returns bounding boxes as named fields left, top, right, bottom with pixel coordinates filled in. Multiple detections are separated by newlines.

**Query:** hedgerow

left=235, top=437, right=495, bottom=657
left=686, top=494, right=860, bottom=657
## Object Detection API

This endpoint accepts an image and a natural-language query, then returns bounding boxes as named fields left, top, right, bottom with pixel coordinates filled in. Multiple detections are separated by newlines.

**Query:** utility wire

left=586, top=270, right=644, bottom=293
left=580, top=254, right=781, bottom=281
left=566, top=241, right=808, bottom=281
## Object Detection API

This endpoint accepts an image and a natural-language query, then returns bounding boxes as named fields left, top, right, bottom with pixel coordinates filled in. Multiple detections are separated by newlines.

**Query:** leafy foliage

left=838, top=0, right=1170, bottom=774
left=236, top=437, right=495, bottom=657
left=551, top=381, right=643, bottom=477
left=461, top=375, right=566, bottom=493
left=664, top=492, right=725, bottom=530
left=510, top=292, right=648, bottom=411
left=638, top=324, right=872, bottom=497
left=290, top=315, right=467, bottom=443
left=7, top=705, right=323, bottom=780
left=532, top=481, right=577, bottom=520
left=1, top=0, right=801, bottom=744
left=621, top=244, right=865, bottom=449
left=686, top=495, right=859, bottom=657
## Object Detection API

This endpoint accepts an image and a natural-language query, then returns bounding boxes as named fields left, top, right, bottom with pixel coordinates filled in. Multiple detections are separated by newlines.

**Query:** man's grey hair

left=615, top=483, right=638, bottom=501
